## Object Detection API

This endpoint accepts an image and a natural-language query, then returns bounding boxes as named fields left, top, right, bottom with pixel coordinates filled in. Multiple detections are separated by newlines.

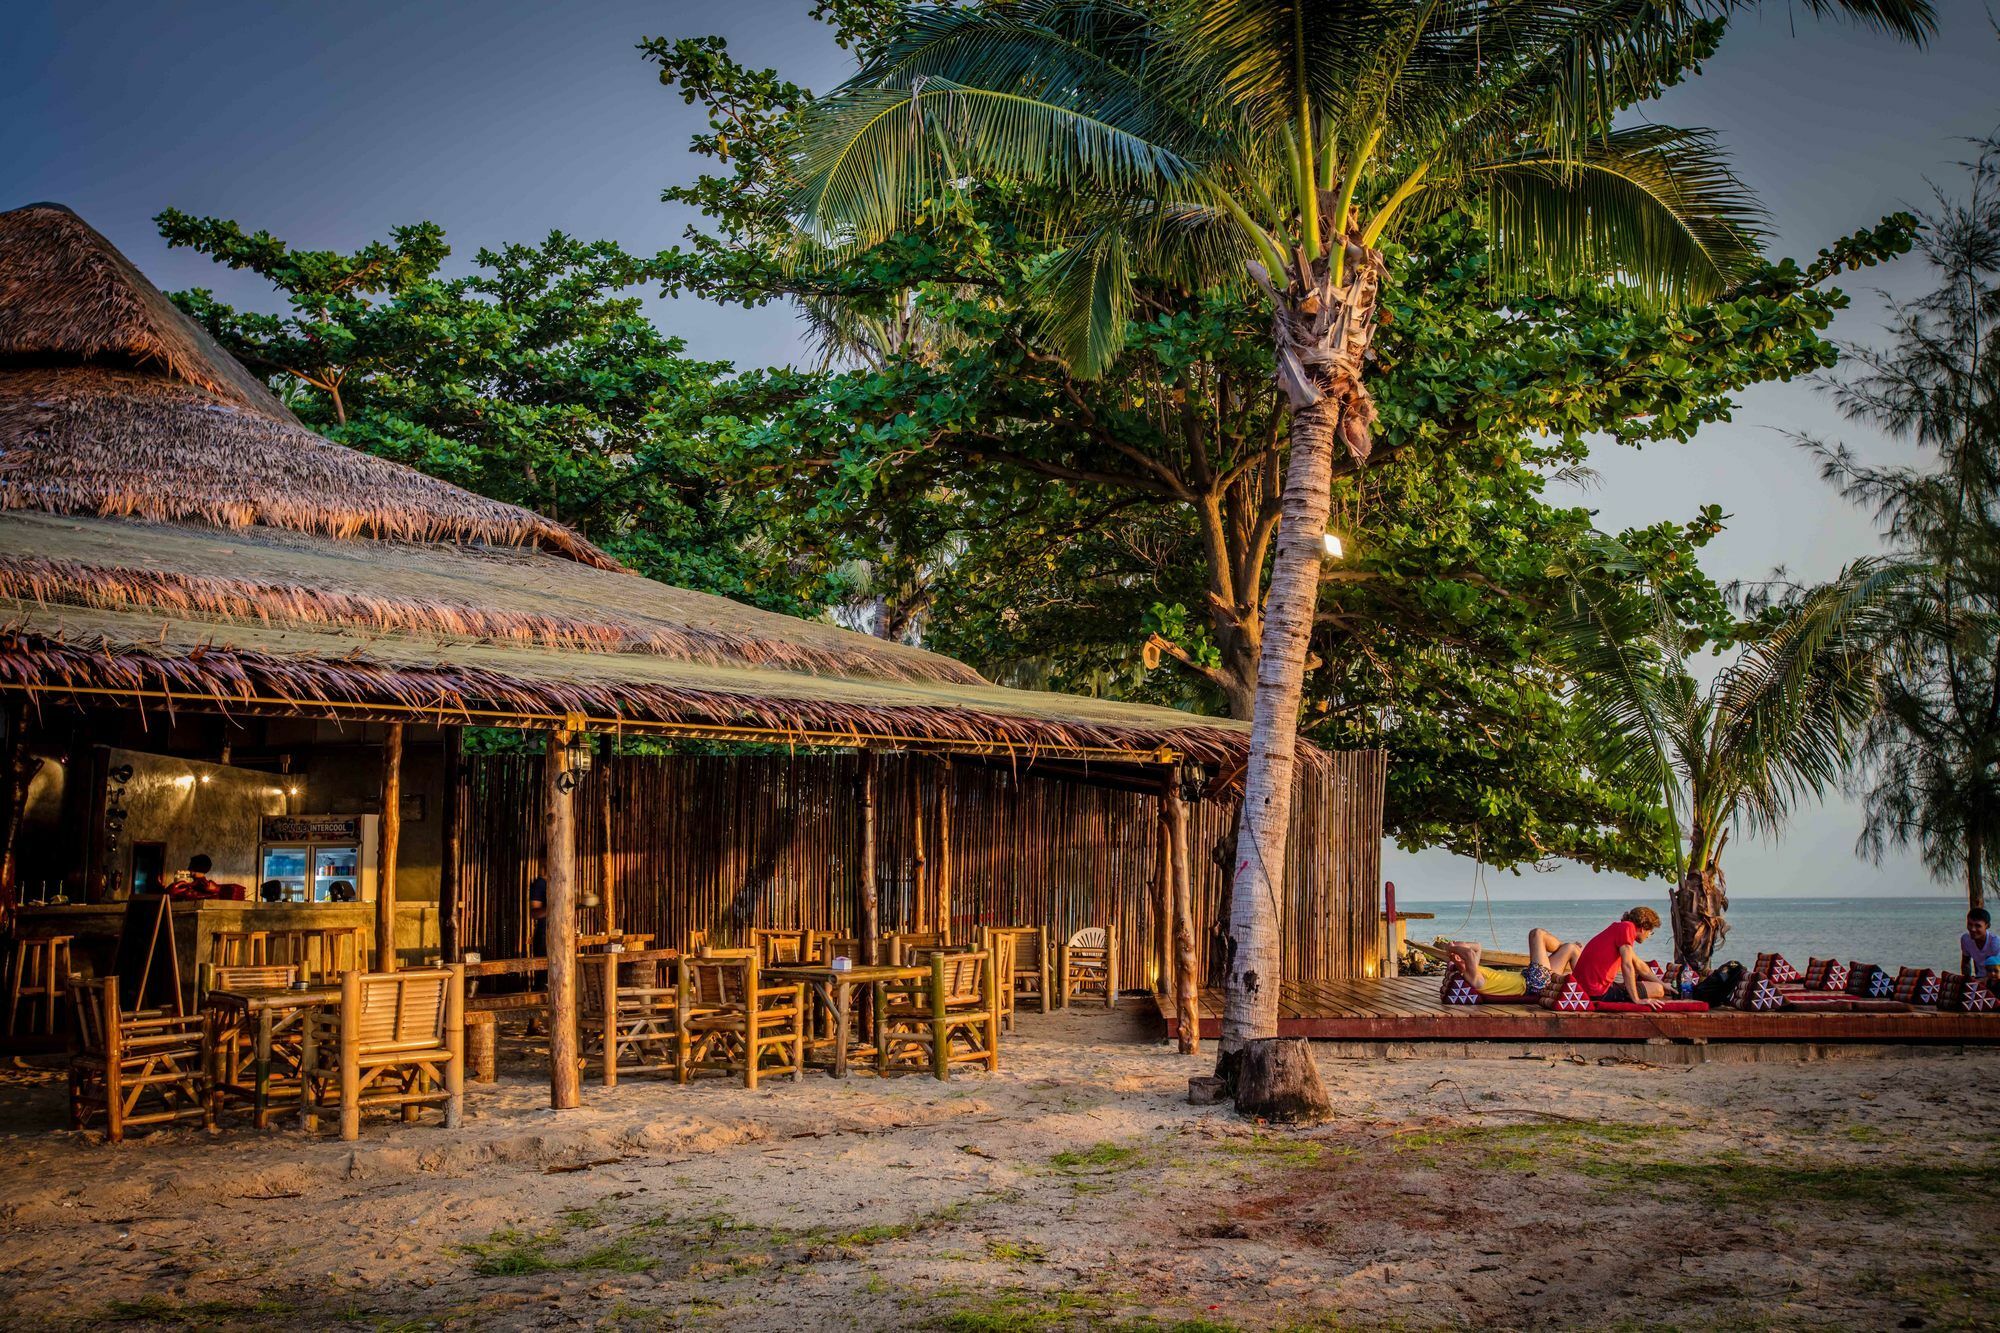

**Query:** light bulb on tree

left=1322, top=532, right=1344, bottom=561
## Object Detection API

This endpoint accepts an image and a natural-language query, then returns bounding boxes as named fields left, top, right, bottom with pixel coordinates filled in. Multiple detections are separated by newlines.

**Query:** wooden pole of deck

left=544, top=726, right=582, bottom=1110
left=858, top=750, right=880, bottom=964
left=439, top=728, right=461, bottom=964
left=375, top=722, right=403, bottom=971
left=1165, top=777, right=1199, bottom=1055
left=935, top=758, right=953, bottom=944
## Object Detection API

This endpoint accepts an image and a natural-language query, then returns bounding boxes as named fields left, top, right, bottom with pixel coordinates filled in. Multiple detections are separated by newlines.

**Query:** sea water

left=1400, top=895, right=1976, bottom=974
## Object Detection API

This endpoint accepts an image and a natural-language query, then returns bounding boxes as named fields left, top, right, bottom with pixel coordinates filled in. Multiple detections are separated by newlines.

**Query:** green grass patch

left=1210, top=1131, right=1353, bottom=1169
left=1604, top=1154, right=2000, bottom=1217
left=100, top=1296, right=298, bottom=1326
left=987, top=1238, right=1051, bottom=1264
left=459, top=1226, right=655, bottom=1276
left=1395, top=1120, right=1677, bottom=1172
left=1049, top=1141, right=1145, bottom=1172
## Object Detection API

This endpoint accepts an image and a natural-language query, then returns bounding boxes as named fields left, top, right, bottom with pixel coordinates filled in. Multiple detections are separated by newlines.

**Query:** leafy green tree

left=156, top=213, right=822, bottom=611
left=1560, top=543, right=1909, bottom=968
left=1807, top=134, right=2000, bottom=908
left=785, top=0, right=1936, bottom=1057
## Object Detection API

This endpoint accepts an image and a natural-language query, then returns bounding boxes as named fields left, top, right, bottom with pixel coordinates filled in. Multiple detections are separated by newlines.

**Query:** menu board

left=261, top=813, right=362, bottom=843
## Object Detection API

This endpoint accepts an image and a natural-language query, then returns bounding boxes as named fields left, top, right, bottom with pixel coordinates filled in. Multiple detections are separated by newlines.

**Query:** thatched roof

left=0, top=202, right=1253, bottom=762
left=0, top=205, right=621, bottom=569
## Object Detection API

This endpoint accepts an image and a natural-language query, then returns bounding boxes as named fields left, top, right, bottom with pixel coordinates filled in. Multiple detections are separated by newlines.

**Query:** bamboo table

left=764, top=964, right=925, bottom=1078
left=204, top=983, right=339, bottom=1128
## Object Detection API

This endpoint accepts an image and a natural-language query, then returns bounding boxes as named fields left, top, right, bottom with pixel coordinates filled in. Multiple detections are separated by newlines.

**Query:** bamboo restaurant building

left=0, top=202, right=1385, bottom=1092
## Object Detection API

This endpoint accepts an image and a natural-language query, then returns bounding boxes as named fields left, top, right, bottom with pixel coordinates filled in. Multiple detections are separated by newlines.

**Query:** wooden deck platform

left=1161, top=976, right=2000, bottom=1044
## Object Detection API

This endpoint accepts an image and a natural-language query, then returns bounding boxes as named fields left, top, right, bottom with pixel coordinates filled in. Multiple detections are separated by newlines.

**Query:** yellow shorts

left=1478, top=967, right=1527, bottom=997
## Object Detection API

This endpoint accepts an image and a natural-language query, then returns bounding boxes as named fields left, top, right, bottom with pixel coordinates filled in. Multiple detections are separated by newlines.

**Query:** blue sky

left=7, top=2, right=1998, bottom=901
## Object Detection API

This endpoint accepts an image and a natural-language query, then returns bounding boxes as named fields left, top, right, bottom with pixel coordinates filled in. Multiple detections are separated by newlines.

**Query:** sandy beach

left=1, top=1007, right=1996, bottom=1330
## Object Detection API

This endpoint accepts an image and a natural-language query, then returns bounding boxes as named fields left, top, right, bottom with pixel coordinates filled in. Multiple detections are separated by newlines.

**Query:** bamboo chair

left=752, top=928, right=810, bottom=968
left=1060, top=926, right=1119, bottom=1008
left=580, top=948, right=679, bottom=1087
left=986, top=926, right=1051, bottom=1016
left=979, top=929, right=1021, bottom=1032
left=67, top=975, right=212, bottom=1142
left=203, top=964, right=300, bottom=1120
left=300, top=966, right=465, bottom=1142
left=812, top=934, right=860, bottom=964
left=878, top=949, right=1000, bottom=1079
left=675, top=950, right=805, bottom=1089
left=682, top=928, right=710, bottom=954
left=882, top=932, right=945, bottom=965
left=288, top=927, right=364, bottom=983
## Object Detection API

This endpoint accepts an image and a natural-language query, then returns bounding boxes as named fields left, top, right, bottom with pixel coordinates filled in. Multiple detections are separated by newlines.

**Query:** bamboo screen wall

left=453, top=749, right=1386, bottom=986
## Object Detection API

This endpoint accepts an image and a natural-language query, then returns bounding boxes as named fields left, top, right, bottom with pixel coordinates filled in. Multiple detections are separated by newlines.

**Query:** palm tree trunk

left=1969, top=839, right=1986, bottom=912
left=1220, top=393, right=1340, bottom=1054
left=1672, top=829, right=1731, bottom=970
left=1220, top=235, right=1384, bottom=1069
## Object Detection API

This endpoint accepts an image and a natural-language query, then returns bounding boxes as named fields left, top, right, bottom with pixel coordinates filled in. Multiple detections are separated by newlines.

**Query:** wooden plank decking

left=1161, top=976, right=2000, bottom=1044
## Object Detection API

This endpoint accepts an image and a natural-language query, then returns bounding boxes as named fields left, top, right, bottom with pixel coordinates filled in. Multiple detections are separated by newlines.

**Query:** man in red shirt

left=1573, top=907, right=1667, bottom=1008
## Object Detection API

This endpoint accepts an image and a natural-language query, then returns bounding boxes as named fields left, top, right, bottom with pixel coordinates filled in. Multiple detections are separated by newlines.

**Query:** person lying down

left=1443, top=928, right=1582, bottom=998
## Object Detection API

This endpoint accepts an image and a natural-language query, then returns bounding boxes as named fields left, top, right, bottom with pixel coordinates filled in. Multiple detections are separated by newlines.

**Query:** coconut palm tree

left=1559, top=544, right=1911, bottom=968
left=788, top=0, right=1935, bottom=1057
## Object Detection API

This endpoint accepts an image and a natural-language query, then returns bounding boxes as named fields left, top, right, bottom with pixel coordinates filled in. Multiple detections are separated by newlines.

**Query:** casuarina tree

left=786, top=0, right=1936, bottom=1069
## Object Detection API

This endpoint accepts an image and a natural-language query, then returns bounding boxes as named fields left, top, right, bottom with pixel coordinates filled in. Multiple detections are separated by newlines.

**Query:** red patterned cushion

left=1802, top=957, right=1848, bottom=991
left=1549, top=976, right=1594, bottom=1012
left=1890, top=967, right=1940, bottom=1005
left=1732, top=972, right=1785, bottom=1012
left=1938, top=974, right=1998, bottom=1012
left=1845, top=962, right=1884, bottom=997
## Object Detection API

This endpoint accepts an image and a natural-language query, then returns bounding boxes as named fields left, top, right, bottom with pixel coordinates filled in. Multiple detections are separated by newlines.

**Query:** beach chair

left=986, top=926, right=1052, bottom=1014
left=67, top=975, right=212, bottom=1142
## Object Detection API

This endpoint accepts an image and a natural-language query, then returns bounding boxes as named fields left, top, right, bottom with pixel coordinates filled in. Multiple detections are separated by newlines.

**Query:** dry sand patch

left=0, top=1009, right=1995, bottom=1329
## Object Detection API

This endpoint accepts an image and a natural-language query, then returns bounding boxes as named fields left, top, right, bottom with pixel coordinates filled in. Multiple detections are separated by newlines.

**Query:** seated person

left=1444, top=927, right=1580, bottom=998
left=165, top=853, right=223, bottom=900
left=1962, top=908, right=2000, bottom=979
left=1573, top=907, right=1668, bottom=1008
left=325, top=879, right=356, bottom=904
left=259, top=879, right=286, bottom=903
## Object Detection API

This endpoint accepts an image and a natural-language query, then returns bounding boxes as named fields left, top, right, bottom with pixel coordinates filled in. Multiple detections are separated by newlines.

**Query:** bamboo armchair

left=68, top=975, right=212, bottom=1142
left=812, top=934, right=860, bottom=964
left=879, top=948, right=1000, bottom=1079
left=752, top=928, right=810, bottom=968
left=985, top=926, right=1051, bottom=1016
left=1060, top=926, right=1118, bottom=1008
left=676, top=949, right=805, bottom=1088
left=580, top=948, right=680, bottom=1087
left=300, top=966, right=465, bottom=1141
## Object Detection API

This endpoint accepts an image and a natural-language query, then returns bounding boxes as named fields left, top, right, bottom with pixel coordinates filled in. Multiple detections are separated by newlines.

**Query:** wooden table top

left=765, top=964, right=926, bottom=984
left=204, top=984, right=341, bottom=1011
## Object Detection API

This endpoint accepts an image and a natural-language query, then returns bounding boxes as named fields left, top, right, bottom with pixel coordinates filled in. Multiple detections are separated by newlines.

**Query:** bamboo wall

left=452, top=749, right=1386, bottom=985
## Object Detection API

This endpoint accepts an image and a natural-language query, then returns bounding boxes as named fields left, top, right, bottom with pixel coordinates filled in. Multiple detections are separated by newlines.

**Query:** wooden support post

left=338, top=971, right=362, bottom=1141
left=439, top=728, right=461, bottom=964
left=911, top=767, right=929, bottom=935
left=444, top=962, right=465, bottom=1129
left=1153, top=799, right=1174, bottom=998
left=1166, top=778, right=1199, bottom=1056
left=935, top=759, right=953, bottom=945
left=544, top=726, right=582, bottom=1110
left=599, top=759, right=617, bottom=937
left=375, top=723, right=403, bottom=972
left=858, top=751, right=880, bottom=964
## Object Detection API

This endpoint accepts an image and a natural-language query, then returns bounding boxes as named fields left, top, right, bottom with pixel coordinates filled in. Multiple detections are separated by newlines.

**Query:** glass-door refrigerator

left=258, top=815, right=378, bottom=904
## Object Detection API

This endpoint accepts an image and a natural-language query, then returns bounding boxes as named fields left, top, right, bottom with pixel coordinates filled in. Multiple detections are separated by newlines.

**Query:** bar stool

left=8, top=935, right=73, bottom=1035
